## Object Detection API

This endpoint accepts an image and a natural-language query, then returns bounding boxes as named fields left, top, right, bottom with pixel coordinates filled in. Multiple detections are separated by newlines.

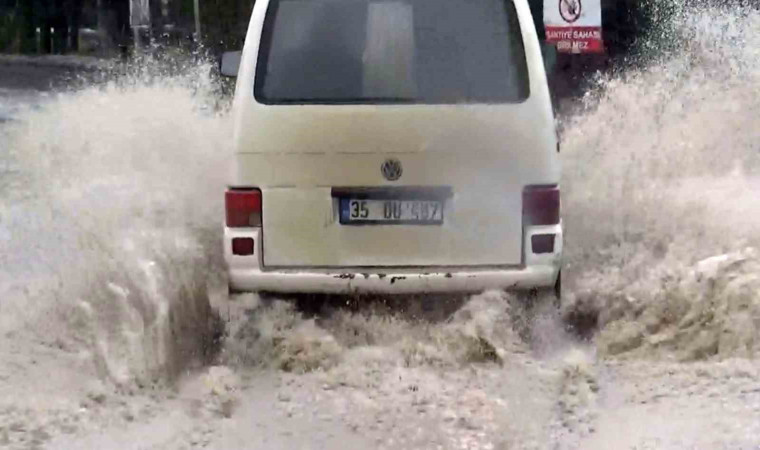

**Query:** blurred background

left=0, top=0, right=668, bottom=99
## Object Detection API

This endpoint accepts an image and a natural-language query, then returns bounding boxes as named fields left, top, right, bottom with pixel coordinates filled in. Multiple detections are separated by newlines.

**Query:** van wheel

left=511, top=272, right=562, bottom=344
left=553, top=270, right=562, bottom=308
left=524, top=271, right=562, bottom=310
left=228, top=284, right=245, bottom=296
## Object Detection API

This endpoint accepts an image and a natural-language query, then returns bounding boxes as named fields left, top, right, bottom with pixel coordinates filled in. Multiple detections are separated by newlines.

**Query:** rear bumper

left=224, top=226, right=562, bottom=294
left=228, top=265, right=558, bottom=294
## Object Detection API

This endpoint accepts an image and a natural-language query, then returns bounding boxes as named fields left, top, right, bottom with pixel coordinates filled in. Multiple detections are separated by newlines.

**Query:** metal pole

left=193, top=0, right=201, bottom=42
left=133, top=26, right=140, bottom=49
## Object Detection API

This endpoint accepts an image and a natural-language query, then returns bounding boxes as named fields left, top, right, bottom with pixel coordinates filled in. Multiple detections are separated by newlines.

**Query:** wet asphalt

left=0, top=59, right=81, bottom=91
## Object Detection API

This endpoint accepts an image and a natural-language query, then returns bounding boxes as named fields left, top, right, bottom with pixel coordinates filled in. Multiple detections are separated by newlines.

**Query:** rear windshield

left=254, top=0, right=530, bottom=104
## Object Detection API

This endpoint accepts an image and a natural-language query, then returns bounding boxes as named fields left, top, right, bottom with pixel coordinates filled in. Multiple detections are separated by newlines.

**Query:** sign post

left=544, top=0, right=603, bottom=54
left=194, top=0, right=201, bottom=41
left=129, top=0, right=151, bottom=49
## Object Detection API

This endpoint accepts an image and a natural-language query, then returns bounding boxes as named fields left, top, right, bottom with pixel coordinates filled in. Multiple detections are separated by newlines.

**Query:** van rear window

left=254, top=0, right=530, bottom=104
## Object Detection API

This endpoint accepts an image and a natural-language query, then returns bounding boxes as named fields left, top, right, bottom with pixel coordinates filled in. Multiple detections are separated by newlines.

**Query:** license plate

left=340, top=198, right=444, bottom=224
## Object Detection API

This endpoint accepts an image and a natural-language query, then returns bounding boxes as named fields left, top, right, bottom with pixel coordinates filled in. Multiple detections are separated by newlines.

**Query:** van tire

left=228, top=284, right=247, bottom=296
left=524, top=270, right=562, bottom=310
left=552, top=270, right=562, bottom=308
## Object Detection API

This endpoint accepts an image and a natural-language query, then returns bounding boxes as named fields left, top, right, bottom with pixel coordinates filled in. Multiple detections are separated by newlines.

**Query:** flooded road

left=1, top=4, right=759, bottom=449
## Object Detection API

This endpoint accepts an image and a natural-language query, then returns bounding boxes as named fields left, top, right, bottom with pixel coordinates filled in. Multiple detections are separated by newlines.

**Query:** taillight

left=225, top=188, right=262, bottom=227
left=523, top=185, right=560, bottom=226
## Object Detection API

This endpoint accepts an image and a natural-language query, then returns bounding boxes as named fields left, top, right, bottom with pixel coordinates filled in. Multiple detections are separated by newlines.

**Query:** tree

left=97, top=0, right=130, bottom=50
left=19, top=0, right=39, bottom=53
left=199, top=0, right=253, bottom=53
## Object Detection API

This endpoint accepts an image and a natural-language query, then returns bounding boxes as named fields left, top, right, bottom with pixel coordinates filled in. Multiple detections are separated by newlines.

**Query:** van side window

left=255, top=0, right=530, bottom=104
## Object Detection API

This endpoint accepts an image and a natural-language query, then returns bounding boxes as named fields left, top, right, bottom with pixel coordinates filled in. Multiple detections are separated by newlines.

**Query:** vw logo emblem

left=381, top=158, right=403, bottom=181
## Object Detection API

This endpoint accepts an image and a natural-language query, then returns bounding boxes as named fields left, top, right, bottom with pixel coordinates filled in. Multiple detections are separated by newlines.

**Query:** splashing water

left=0, top=4, right=758, bottom=402
left=221, top=290, right=529, bottom=374
left=216, top=2, right=760, bottom=368
left=0, top=6, right=759, bottom=450
left=1, top=61, right=230, bottom=386
left=562, top=3, right=760, bottom=360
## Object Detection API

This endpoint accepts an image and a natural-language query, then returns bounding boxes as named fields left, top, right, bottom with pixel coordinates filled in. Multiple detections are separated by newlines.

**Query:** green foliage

left=0, top=9, right=19, bottom=52
left=621, top=0, right=685, bottom=63
left=199, top=0, right=252, bottom=52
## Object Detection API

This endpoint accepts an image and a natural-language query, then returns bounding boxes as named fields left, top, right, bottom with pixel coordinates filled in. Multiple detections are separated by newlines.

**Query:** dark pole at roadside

left=52, top=0, right=68, bottom=53
left=40, top=0, right=53, bottom=54
left=65, top=0, right=84, bottom=52
left=19, top=0, right=39, bottom=53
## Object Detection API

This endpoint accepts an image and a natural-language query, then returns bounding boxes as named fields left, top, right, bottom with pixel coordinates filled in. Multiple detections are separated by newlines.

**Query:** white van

left=222, top=0, right=562, bottom=298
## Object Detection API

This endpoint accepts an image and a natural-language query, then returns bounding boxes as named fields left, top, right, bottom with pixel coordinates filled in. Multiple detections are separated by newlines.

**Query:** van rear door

left=234, top=0, right=558, bottom=268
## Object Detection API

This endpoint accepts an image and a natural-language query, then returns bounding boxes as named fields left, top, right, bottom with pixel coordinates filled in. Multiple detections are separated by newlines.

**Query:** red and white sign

left=544, top=0, right=604, bottom=54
